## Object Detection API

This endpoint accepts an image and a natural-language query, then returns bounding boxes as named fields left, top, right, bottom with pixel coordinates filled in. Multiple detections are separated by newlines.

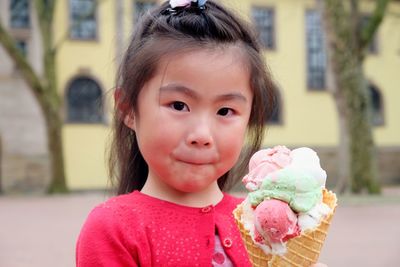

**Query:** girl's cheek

left=221, top=128, right=246, bottom=152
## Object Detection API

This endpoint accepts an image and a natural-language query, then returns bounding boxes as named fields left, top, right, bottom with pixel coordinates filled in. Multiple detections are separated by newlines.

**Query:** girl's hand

left=311, top=263, right=328, bottom=267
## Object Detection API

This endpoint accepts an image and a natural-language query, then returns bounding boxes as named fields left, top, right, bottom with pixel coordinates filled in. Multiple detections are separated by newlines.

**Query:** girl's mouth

left=177, top=158, right=214, bottom=165
left=172, top=147, right=219, bottom=165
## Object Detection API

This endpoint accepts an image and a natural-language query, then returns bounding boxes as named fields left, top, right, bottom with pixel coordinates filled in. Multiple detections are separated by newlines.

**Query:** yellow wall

left=54, top=0, right=116, bottom=189
left=257, top=0, right=337, bottom=146
left=364, top=2, right=400, bottom=145
left=63, top=125, right=110, bottom=189
left=235, top=0, right=400, bottom=147
left=56, top=0, right=400, bottom=189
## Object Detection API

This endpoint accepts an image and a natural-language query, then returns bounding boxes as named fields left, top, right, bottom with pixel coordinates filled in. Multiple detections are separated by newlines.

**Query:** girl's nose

left=186, top=120, right=214, bottom=147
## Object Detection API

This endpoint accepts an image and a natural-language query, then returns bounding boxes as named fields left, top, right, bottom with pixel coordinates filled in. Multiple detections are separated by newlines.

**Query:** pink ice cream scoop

left=243, top=146, right=292, bottom=191
left=254, top=199, right=300, bottom=243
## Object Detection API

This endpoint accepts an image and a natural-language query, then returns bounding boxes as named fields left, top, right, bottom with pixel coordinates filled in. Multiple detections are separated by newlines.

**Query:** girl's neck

left=140, top=178, right=224, bottom=208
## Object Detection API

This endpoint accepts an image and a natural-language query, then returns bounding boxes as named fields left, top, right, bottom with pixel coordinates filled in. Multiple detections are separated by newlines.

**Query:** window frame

left=265, top=86, right=283, bottom=125
left=69, top=0, right=99, bottom=41
left=305, top=9, right=327, bottom=91
left=15, top=39, right=28, bottom=57
left=9, top=0, right=30, bottom=29
left=65, top=76, right=104, bottom=124
left=368, top=83, right=385, bottom=127
left=361, top=14, right=380, bottom=55
left=251, top=6, right=276, bottom=50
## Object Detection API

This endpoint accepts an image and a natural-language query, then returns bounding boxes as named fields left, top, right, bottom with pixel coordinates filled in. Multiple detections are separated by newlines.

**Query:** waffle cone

left=233, top=189, right=337, bottom=267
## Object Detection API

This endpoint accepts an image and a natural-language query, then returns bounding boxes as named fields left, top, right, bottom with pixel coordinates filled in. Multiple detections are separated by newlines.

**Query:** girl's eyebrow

left=160, top=84, right=199, bottom=100
left=159, top=84, right=248, bottom=103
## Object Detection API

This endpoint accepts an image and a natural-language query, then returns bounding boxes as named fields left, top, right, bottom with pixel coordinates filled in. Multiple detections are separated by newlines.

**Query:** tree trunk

left=0, top=1, right=68, bottom=193
left=319, top=0, right=383, bottom=194
left=339, top=59, right=380, bottom=193
left=44, top=100, right=67, bottom=193
left=332, top=85, right=351, bottom=194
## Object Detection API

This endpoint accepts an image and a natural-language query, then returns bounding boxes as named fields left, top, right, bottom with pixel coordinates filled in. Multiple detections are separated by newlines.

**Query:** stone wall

left=1, top=154, right=49, bottom=193
left=316, top=146, right=400, bottom=187
left=0, top=2, right=49, bottom=193
left=0, top=77, right=50, bottom=193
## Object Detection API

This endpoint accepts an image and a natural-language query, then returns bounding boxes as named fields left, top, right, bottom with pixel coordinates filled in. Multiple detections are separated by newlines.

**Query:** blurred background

left=0, top=0, right=399, bottom=266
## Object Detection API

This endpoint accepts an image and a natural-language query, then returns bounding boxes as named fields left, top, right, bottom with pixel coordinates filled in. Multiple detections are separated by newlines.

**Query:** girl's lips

left=173, top=151, right=219, bottom=165
left=178, top=159, right=212, bottom=165
left=176, top=156, right=216, bottom=165
left=172, top=145, right=219, bottom=165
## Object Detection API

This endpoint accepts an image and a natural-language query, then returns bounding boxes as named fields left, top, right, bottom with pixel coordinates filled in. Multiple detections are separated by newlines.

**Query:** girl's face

left=124, top=46, right=253, bottom=200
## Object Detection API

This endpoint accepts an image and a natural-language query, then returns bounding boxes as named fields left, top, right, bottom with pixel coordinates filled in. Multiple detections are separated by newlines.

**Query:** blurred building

left=0, top=0, right=50, bottom=192
left=0, top=0, right=399, bottom=192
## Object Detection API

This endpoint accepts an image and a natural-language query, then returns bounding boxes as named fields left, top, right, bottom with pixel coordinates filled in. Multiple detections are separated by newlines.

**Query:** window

left=70, top=0, right=97, bottom=40
left=10, top=0, right=30, bottom=29
left=251, top=7, right=275, bottom=49
left=306, top=10, right=327, bottom=90
left=15, top=40, right=27, bottom=56
left=265, top=87, right=282, bottom=125
left=368, top=84, right=384, bottom=126
left=361, top=15, right=379, bottom=54
left=67, top=77, right=103, bottom=123
left=134, top=1, right=157, bottom=23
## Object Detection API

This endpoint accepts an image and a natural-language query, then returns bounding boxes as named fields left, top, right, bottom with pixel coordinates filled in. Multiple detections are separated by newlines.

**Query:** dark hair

left=109, top=0, right=276, bottom=195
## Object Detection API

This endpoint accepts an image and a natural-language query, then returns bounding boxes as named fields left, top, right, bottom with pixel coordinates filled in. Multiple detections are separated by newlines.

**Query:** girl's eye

left=217, top=107, right=234, bottom=116
left=170, top=101, right=189, bottom=111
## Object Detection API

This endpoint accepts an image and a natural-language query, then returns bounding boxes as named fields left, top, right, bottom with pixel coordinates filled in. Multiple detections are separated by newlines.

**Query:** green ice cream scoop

left=248, top=168, right=322, bottom=213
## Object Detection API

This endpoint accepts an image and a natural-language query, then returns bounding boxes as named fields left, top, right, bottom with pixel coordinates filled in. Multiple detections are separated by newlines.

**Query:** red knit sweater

left=76, top=191, right=251, bottom=266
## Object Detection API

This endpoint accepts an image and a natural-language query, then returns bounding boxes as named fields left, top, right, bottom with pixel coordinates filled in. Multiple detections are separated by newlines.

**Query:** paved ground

left=1, top=188, right=400, bottom=267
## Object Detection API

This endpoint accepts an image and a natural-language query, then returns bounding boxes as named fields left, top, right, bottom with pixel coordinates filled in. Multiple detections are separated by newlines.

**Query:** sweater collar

left=132, top=190, right=231, bottom=211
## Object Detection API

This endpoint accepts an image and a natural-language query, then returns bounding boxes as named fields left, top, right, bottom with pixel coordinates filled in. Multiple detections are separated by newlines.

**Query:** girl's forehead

left=155, top=44, right=250, bottom=74
left=147, top=45, right=253, bottom=101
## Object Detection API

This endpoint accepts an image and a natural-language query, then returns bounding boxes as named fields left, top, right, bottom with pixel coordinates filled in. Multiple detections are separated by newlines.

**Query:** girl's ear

left=123, top=112, right=136, bottom=131
left=115, top=87, right=135, bottom=130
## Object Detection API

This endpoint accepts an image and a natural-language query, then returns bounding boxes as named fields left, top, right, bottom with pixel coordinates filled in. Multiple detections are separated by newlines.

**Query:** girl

left=76, top=0, right=275, bottom=266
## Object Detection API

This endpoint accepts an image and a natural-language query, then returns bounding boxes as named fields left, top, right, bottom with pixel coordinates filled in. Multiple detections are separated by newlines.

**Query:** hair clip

left=162, top=0, right=207, bottom=15
left=170, top=0, right=207, bottom=8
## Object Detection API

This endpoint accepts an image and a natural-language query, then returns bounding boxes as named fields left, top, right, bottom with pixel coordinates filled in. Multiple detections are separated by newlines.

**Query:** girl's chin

left=172, top=179, right=218, bottom=193
left=174, top=182, right=212, bottom=193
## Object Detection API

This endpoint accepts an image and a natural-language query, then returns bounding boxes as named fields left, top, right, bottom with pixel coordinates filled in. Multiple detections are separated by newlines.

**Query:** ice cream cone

left=234, top=189, right=337, bottom=267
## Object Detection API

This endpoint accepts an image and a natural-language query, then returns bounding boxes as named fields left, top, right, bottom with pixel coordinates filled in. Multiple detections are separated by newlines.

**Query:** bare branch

left=0, top=21, right=44, bottom=96
left=360, top=0, right=391, bottom=50
left=1, top=0, right=68, bottom=193
left=35, top=0, right=55, bottom=51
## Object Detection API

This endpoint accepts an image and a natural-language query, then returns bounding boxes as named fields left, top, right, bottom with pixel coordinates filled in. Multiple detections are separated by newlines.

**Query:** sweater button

left=223, top=238, right=233, bottom=248
left=201, top=206, right=212, bottom=213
